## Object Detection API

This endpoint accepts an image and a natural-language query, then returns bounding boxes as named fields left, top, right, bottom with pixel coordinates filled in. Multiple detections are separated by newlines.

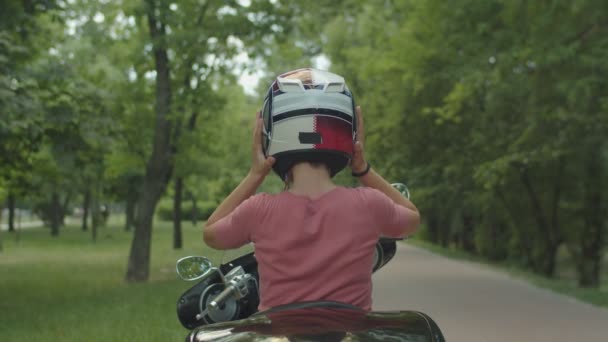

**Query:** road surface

left=372, top=243, right=608, bottom=342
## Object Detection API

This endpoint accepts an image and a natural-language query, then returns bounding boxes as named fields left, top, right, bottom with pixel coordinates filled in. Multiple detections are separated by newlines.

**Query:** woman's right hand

left=351, top=106, right=368, bottom=173
left=351, top=106, right=419, bottom=229
left=250, top=113, right=275, bottom=178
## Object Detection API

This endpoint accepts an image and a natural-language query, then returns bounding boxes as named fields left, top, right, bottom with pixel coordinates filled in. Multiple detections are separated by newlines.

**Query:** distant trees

left=1, top=1, right=54, bottom=234
left=2, top=0, right=605, bottom=288
left=1, top=0, right=122, bottom=238
left=322, top=0, right=607, bottom=287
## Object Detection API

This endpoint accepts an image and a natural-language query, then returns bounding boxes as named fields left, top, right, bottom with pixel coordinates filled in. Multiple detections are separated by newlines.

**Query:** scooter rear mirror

left=391, top=183, right=410, bottom=199
left=176, top=256, right=214, bottom=281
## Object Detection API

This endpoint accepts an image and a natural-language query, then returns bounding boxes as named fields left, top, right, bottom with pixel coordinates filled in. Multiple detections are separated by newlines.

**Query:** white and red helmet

left=261, top=68, right=356, bottom=179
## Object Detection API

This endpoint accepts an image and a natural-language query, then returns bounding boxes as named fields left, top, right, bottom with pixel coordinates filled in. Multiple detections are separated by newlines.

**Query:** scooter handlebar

left=208, top=285, right=235, bottom=310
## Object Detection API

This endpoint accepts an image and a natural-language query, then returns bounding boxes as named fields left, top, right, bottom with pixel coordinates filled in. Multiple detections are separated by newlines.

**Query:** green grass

left=0, top=217, right=224, bottom=342
left=405, top=238, right=608, bottom=308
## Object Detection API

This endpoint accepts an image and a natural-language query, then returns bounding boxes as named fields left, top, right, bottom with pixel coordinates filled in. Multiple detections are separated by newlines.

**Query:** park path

left=0, top=220, right=43, bottom=231
left=371, top=243, right=608, bottom=342
left=0, top=217, right=83, bottom=231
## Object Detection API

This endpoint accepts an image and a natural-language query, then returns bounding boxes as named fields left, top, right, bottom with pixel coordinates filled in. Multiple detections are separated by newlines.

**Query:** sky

left=237, top=55, right=331, bottom=95
left=65, top=3, right=332, bottom=96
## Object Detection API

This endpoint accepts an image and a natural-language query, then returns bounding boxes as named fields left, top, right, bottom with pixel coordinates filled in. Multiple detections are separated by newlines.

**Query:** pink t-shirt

left=212, top=186, right=413, bottom=311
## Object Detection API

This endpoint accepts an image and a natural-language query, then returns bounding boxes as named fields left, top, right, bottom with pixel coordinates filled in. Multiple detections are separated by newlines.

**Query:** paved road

left=371, top=243, right=608, bottom=342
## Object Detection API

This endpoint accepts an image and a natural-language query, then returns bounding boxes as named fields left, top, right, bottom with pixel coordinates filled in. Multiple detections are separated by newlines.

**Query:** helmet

left=261, top=68, right=356, bottom=179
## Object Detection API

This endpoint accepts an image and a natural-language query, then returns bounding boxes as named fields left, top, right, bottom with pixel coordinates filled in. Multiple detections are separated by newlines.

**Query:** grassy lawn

left=405, top=238, right=608, bottom=308
left=0, top=217, right=223, bottom=342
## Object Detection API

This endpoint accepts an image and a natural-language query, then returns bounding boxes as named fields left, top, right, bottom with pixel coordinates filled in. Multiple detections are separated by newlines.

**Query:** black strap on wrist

left=352, top=162, right=371, bottom=177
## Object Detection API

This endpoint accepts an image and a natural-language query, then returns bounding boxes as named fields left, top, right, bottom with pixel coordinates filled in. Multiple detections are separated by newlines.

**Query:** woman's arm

left=203, top=114, right=275, bottom=248
left=350, top=106, right=420, bottom=224
left=205, top=172, right=265, bottom=228
left=357, top=169, right=419, bottom=215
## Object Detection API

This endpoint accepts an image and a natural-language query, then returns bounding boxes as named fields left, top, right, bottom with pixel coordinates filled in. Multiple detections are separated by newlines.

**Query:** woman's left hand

left=250, top=113, right=276, bottom=178
left=351, top=106, right=368, bottom=173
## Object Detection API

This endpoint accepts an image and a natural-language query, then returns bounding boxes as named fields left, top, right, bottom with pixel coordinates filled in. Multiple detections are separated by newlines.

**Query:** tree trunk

left=550, top=158, right=564, bottom=240
left=539, top=243, right=559, bottom=277
left=169, top=54, right=200, bottom=248
left=125, top=193, right=137, bottom=231
left=190, top=194, right=198, bottom=227
left=126, top=178, right=167, bottom=281
left=439, top=227, right=449, bottom=247
left=125, top=0, right=173, bottom=282
left=50, top=191, right=61, bottom=236
left=7, top=192, right=15, bottom=232
left=460, top=212, right=476, bottom=254
left=91, top=192, right=99, bottom=242
left=577, top=147, right=604, bottom=287
left=520, top=167, right=561, bottom=277
left=0, top=205, right=3, bottom=252
left=534, top=158, right=565, bottom=278
left=438, top=213, right=451, bottom=248
left=497, top=187, right=532, bottom=266
left=488, top=221, right=508, bottom=261
left=82, top=189, right=91, bottom=231
left=578, top=235, right=602, bottom=287
left=425, top=208, right=440, bottom=244
left=173, top=177, right=183, bottom=249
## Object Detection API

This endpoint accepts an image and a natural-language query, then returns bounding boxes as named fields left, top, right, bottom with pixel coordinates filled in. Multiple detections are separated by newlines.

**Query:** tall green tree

left=126, top=0, right=298, bottom=281
left=0, top=1, right=57, bottom=230
left=322, top=0, right=607, bottom=284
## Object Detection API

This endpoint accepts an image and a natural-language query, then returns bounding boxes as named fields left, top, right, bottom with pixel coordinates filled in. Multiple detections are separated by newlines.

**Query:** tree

left=0, top=2, right=56, bottom=226
left=322, top=0, right=608, bottom=283
left=125, top=0, right=302, bottom=281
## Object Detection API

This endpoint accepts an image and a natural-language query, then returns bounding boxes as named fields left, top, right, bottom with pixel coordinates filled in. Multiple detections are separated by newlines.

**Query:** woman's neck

left=288, top=163, right=336, bottom=197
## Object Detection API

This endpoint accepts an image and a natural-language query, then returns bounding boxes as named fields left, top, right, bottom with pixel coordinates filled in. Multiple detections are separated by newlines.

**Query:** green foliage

left=1, top=0, right=605, bottom=294
left=322, top=0, right=608, bottom=284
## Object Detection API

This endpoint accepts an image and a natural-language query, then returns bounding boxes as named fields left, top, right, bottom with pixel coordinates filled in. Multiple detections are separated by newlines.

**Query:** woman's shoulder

left=318, top=186, right=385, bottom=204
left=254, top=187, right=380, bottom=202
left=248, top=191, right=290, bottom=205
left=343, top=186, right=383, bottom=197
left=248, top=192, right=273, bottom=203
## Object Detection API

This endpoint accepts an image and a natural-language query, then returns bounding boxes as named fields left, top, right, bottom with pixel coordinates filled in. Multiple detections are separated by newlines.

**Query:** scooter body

left=176, top=240, right=445, bottom=341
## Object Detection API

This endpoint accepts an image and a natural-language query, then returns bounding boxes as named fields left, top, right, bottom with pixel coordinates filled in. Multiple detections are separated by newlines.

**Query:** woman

left=203, top=69, right=419, bottom=311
